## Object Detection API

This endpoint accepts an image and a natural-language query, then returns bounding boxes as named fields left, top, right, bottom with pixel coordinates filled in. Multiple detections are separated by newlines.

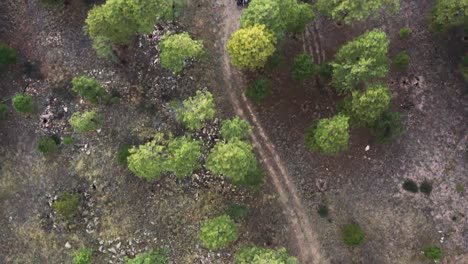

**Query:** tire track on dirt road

left=219, top=1, right=328, bottom=263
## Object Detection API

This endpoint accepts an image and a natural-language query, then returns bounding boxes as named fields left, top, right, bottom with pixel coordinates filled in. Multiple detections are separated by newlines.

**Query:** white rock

left=365, top=145, right=370, bottom=151
left=65, top=242, right=72, bottom=249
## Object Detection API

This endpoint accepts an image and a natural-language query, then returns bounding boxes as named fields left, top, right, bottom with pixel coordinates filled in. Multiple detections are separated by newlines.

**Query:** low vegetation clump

left=126, top=248, right=170, bottom=264
left=234, top=246, right=298, bottom=264
left=69, top=110, right=102, bottom=133
left=206, top=140, right=263, bottom=186
left=0, top=103, right=8, bottom=119
left=403, top=179, right=419, bottom=193
left=166, top=136, right=202, bottom=178
left=226, top=203, right=248, bottom=222
left=245, top=77, right=272, bottom=103
left=160, top=32, right=204, bottom=74
left=220, top=116, right=252, bottom=141
left=369, top=111, right=404, bottom=143
left=62, top=136, right=74, bottom=145
left=227, top=25, right=276, bottom=70
left=393, top=51, right=410, bottom=70
left=0, top=43, right=16, bottom=66
left=305, top=115, right=350, bottom=154
left=456, top=184, right=465, bottom=193
left=423, top=245, right=443, bottom=260
left=198, top=215, right=238, bottom=250
left=399, top=27, right=412, bottom=39
left=175, top=90, right=216, bottom=131
left=73, top=248, right=92, bottom=264
left=37, top=136, right=59, bottom=154
left=420, top=181, right=433, bottom=195
left=342, top=223, right=366, bottom=247
left=71, top=76, right=109, bottom=104
left=291, top=52, right=316, bottom=83
left=12, top=93, right=33, bottom=114
left=53, top=191, right=80, bottom=220
left=116, top=145, right=131, bottom=165
left=350, top=84, right=391, bottom=125
left=317, top=204, right=329, bottom=218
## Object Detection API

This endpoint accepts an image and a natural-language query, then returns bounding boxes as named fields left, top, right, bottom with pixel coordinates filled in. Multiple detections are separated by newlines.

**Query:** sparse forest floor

left=0, top=0, right=467, bottom=264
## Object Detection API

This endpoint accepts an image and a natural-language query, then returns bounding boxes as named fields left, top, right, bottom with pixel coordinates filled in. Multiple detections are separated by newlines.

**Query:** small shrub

left=159, top=32, right=204, bottom=74
left=126, top=248, right=170, bottom=264
left=317, top=204, right=328, bottom=218
left=305, top=115, right=350, bottom=155
left=0, top=103, right=8, bottom=119
left=423, top=245, right=443, bottom=260
left=234, top=246, right=299, bottom=264
left=342, top=223, right=365, bottom=247
left=420, top=181, right=433, bottom=195
left=245, top=78, right=272, bottom=103
left=12, top=93, right=33, bottom=114
left=291, top=52, right=316, bottom=83
left=393, top=51, right=410, bottom=70
left=198, top=215, right=238, bottom=250
left=37, top=136, right=59, bottom=154
left=0, top=43, right=16, bottom=66
left=220, top=116, right=252, bottom=141
left=73, top=248, right=92, bottom=264
left=71, top=76, right=109, bottom=104
left=53, top=191, right=80, bottom=220
left=399, top=27, right=412, bottom=39
left=456, top=184, right=464, bottom=193
left=62, top=136, right=74, bottom=145
left=23, top=61, right=44, bottom=79
left=370, top=111, right=404, bottom=143
left=127, top=133, right=169, bottom=181
left=403, top=179, right=418, bottom=193
left=226, top=203, right=248, bottom=222
left=175, top=91, right=216, bottom=131
left=69, top=110, right=101, bottom=133
left=117, top=145, right=131, bottom=165
left=166, top=136, right=202, bottom=178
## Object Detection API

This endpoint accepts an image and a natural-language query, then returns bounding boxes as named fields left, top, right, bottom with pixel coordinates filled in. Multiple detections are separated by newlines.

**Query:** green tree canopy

left=0, top=43, right=16, bottom=66
left=350, top=84, right=391, bottom=125
left=331, top=29, right=390, bottom=93
left=160, top=32, right=204, bottom=74
left=227, top=25, right=276, bottom=70
left=71, top=76, right=109, bottom=104
left=176, top=90, right=216, bottom=131
left=429, top=0, right=468, bottom=32
left=206, top=139, right=261, bottom=185
left=198, top=215, right=238, bottom=250
left=84, top=0, right=171, bottom=45
left=291, top=52, right=316, bottom=83
left=234, top=246, right=299, bottom=264
left=279, top=0, right=315, bottom=34
left=127, top=133, right=169, bottom=181
left=12, top=94, right=33, bottom=114
left=240, top=0, right=283, bottom=35
left=166, top=136, right=202, bottom=178
left=315, top=0, right=400, bottom=24
left=305, top=115, right=350, bottom=154
left=220, top=116, right=252, bottom=141
left=69, top=110, right=102, bottom=133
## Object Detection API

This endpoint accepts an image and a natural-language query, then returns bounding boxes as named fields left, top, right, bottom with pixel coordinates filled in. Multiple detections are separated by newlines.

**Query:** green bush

left=350, top=84, right=391, bottom=125
left=126, top=248, right=170, bottom=264
left=226, top=203, right=248, bottom=222
left=317, top=63, right=333, bottom=81
left=403, top=180, right=418, bottom=193
left=166, top=136, right=202, bottom=178
left=62, top=136, right=74, bottom=145
left=429, top=0, right=468, bottom=32
left=37, top=136, right=59, bottom=154
left=305, top=115, right=350, bottom=154
left=206, top=140, right=263, bottom=186
left=0, top=43, right=16, bottom=66
left=71, top=76, right=109, bottom=104
left=160, top=32, right=204, bottom=74
left=69, top=110, right=101, bottom=133
left=393, top=51, right=410, bottom=70
left=73, top=248, right=92, bottom=264
left=12, top=94, right=33, bottom=114
left=176, top=91, right=216, bottom=131
left=316, top=0, right=399, bottom=24
left=456, top=184, right=465, bottom=193
left=0, top=103, right=8, bottom=119
left=399, top=27, right=412, bottom=39
left=369, top=111, right=404, bottom=143
left=420, top=181, right=433, bottom=195
left=291, top=52, right=316, bottom=83
left=245, top=77, right=272, bottom=103
left=220, top=116, right=252, bottom=141
left=117, top=145, right=131, bottom=165
left=423, top=245, right=443, bottom=260
left=317, top=204, right=328, bottom=218
left=234, top=246, right=298, bottom=264
left=198, top=215, right=238, bottom=250
left=53, top=192, right=80, bottom=220
left=342, top=223, right=365, bottom=247
left=127, top=133, right=169, bottom=181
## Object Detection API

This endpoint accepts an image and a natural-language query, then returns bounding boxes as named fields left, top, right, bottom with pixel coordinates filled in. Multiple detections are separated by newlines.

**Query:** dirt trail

left=219, top=1, right=328, bottom=263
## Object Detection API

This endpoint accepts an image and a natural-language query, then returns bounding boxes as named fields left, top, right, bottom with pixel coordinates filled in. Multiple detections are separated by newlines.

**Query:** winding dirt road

left=218, top=1, right=328, bottom=263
